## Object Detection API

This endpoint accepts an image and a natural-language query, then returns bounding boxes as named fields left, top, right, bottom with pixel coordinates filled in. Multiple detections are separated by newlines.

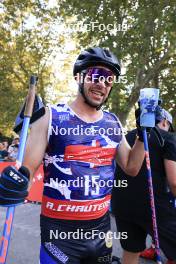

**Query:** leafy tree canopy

left=59, top=0, right=176, bottom=128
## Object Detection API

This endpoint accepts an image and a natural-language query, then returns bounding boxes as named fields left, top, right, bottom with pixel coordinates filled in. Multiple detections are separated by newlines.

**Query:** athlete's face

left=83, top=66, right=114, bottom=107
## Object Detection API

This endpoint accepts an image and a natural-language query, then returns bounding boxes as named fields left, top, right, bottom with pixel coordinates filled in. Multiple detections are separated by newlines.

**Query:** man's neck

left=69, top=97, right=103, bottom=123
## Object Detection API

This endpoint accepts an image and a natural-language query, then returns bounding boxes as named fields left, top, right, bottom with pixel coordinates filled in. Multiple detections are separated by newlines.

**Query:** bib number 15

left=84, top=175, right=100, bottom=196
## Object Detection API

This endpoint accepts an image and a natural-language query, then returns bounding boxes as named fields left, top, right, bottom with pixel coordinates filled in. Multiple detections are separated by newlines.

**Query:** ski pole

left=0, top=75, right=37, bottom=264
left=142, top=128, right=162, bottom=264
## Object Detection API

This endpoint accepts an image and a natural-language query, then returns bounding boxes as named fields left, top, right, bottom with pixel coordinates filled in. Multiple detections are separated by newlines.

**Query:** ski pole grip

left=24, top=75, right=37, bottom=117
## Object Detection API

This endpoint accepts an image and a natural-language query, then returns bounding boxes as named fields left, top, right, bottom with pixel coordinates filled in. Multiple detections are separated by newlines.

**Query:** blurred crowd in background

left=0, top=137, right=19, bottom=162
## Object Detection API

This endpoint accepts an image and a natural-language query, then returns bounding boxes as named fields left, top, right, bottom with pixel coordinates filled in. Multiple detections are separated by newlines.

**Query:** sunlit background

left=0, top=0, right=175, bottom=138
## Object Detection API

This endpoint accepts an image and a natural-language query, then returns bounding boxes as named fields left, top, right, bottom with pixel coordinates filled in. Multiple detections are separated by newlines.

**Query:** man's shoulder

left=157, top=128, right=176, bottom=143
left=30, top=106, right=50, bottom=133
left=163, top=131, right=176, bottom=152
left=103, top=111, right=124, bottom=128
left=103, top=110, right=119, bottom=120
left=49, top=103, right=68, bottom=112
left=165, top=131, right=176, bottom=141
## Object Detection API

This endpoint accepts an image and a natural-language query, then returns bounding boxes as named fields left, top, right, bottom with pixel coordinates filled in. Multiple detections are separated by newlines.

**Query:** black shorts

left=40, top=213, right=113, bottom=264
left=115, top=215, right=176, bottom=260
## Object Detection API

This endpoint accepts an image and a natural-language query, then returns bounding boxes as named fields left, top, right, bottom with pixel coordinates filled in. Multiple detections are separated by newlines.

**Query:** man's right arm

left=23, top=107, right=50, bottom=181
left=0, top=108, right=49, bottom=206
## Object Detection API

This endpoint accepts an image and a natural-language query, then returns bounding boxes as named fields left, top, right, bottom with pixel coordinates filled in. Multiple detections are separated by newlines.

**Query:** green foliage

left=59, top=0, right=176, bottom=128
left=0, top=0, right=175, bottom=136
left=0, top=0, right=62, bottom=135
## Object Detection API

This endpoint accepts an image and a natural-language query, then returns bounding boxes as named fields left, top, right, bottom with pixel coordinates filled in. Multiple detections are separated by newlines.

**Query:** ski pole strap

left=13, top=95, right=45, bottom=133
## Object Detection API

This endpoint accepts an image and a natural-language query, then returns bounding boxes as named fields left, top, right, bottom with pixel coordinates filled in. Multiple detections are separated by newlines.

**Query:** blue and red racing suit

left=40, top=104, right=123, bottom=264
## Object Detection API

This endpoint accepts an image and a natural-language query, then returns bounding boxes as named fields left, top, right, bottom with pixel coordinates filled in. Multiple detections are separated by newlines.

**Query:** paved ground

left=0, top=204, right=166, bottom=264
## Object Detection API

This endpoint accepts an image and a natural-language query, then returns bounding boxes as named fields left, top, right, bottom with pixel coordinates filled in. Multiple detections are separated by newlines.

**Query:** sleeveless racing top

left=41, top=104, right=123, bottom=220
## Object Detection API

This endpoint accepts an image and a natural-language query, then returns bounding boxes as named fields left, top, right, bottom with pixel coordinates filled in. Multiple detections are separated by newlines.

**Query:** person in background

left=7, top=143, right=19, bottom=161
left=2, top=141, right=9, bottom=151
left=112, top=109, right=176, bottom=264
left=8, top=137, right=19, bottom=154
left=7, top=137, right=19, bottom=161
left=0, top=142, right=8, bottom=161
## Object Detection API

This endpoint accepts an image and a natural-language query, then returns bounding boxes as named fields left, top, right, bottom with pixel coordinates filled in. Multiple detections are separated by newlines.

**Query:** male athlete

left=0, top=47, right=147, bottom=263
